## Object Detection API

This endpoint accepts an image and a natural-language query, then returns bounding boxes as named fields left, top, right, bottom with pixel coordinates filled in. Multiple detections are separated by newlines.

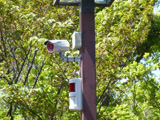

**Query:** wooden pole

left=80, top=0, right=96, bottom=119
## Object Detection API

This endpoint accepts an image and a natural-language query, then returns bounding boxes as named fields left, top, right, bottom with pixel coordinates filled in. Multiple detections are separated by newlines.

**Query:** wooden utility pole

left=80, top=0, right=96, bottom=119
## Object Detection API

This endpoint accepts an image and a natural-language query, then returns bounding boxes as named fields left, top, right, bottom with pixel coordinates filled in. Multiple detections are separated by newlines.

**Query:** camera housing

left=44, top=40, right=70, bottom=53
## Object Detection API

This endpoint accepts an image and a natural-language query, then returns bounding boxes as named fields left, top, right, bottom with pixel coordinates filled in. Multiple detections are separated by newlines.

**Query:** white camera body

left=45, top=40, right=70, bottom=53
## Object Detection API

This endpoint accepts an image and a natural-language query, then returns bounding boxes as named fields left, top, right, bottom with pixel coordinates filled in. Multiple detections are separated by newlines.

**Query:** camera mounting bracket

left=59, top=52, right=81, bottom=62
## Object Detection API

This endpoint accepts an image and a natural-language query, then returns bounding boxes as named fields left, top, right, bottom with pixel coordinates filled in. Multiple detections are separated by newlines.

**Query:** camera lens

left=47, top=42, right=54, bottom=52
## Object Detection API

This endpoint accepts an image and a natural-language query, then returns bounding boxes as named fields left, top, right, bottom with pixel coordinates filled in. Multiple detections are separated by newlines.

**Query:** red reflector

left=70, top=83, right=75, bottom=92
left=47, top=42, right=54, bottom=52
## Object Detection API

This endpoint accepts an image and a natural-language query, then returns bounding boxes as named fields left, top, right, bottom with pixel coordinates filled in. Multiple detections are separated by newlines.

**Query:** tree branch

left=14, top=43, right=32, bottom=84
left=32, top=57, right=45, bottom=88
left=6, top=103, right=13, bottom=120
left=24, top=50, right=37, bottom=85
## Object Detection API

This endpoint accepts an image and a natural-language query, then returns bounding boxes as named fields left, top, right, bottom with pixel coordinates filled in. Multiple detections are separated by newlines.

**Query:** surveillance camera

left=44, top=40, right=70, bottom=53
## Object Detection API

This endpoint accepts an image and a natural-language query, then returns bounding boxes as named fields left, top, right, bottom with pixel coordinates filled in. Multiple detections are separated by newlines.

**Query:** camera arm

left=59, top=52, right=81, bottom=62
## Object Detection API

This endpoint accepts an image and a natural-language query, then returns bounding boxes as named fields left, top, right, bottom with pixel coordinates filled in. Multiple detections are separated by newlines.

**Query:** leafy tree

left=0, top=0, right=160, bottom=119
left=96, top=0, right=160, bottom=119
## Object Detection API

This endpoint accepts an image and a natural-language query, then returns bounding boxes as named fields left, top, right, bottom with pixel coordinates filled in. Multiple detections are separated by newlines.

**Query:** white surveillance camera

left=44, top=40, right=70, bottom=53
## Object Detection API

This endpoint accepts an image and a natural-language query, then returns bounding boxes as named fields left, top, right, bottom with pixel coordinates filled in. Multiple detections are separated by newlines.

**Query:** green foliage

left=96, top=0, right=160, bottom=119
left=0, top=0, right=80, bottom=119
left=0, top=0, right=160, bottom=119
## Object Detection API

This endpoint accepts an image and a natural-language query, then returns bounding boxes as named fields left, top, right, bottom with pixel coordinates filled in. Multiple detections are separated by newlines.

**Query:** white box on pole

left=72, top=32, right=82, bottom=50
left=69, top=78, right=82, bottom=111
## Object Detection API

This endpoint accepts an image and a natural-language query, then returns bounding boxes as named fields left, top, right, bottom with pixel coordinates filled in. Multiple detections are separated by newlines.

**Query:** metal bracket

left=59, top=52, right=81, bottom=62
left=81, top=0, right=94, bottom=13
